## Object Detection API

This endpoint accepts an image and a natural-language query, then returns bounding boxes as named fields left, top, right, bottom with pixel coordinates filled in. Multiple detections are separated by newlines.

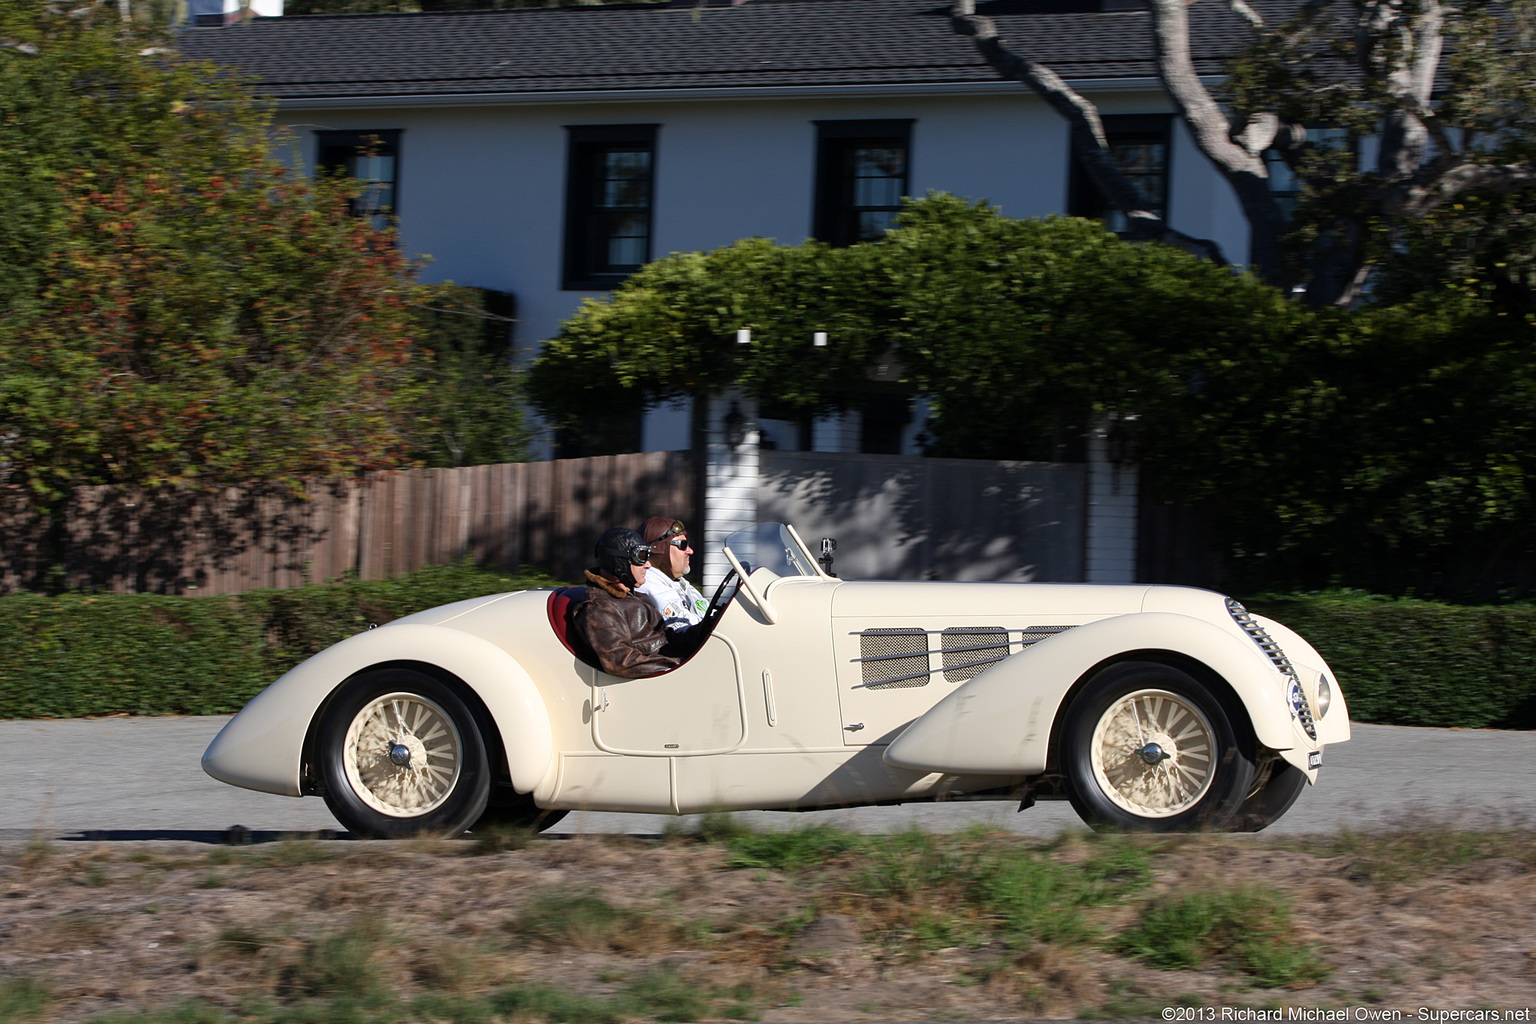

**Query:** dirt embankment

left=2, top=825, right=1534, bottom=1023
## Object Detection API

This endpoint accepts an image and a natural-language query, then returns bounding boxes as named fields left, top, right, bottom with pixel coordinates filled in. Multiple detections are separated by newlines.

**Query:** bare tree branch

left=949, top=0, right=1228, bottom=265
left=947, top=0, right=1536, bottom=306
left=1368, top=0, right=1445, bottom=180
left=1396, top=162, right=1536, bottom=218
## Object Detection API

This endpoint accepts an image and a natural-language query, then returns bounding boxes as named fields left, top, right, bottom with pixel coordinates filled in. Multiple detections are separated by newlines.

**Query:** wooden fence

left=0, top=452, right=697, bottom=596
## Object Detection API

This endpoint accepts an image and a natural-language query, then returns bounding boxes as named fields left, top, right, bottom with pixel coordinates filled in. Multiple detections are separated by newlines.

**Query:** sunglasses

left=661, top=536, right=691, bottom=550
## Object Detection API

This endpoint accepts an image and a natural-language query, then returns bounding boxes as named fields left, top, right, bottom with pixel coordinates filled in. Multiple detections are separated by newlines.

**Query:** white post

left=1085, top=416, right=1139, bottom=583
left=703, top=391, right=760, bottom=589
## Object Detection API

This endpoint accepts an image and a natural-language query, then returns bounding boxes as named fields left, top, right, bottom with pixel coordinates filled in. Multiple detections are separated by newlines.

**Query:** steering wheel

left=700, top=566, right=741, bottom=635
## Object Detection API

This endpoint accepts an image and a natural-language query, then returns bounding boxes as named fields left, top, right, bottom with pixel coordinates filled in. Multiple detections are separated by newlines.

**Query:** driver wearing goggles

left=635, top=516, right=709, bottom=641
left=574, top=527, right=687, bottom=678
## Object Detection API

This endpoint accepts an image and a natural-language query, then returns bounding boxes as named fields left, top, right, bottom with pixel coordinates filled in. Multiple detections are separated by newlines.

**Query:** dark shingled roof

left=175, top=0, right=1281, bottom=102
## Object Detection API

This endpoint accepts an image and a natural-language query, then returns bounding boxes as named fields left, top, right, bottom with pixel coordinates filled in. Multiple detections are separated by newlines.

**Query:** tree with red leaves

left=0, top=0, right=429, bottom=509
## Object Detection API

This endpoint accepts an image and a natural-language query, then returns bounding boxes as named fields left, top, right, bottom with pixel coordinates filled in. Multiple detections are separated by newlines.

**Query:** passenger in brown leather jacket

left=573, top=527, right=690, bottom=679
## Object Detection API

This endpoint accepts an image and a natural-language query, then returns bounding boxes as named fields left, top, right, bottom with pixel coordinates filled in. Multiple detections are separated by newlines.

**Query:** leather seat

left=546, top=586, right=599, bottom=668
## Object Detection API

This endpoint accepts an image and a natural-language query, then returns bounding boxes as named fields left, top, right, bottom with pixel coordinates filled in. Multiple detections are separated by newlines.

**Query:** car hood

left=828, top=580, right=1158, bottom=619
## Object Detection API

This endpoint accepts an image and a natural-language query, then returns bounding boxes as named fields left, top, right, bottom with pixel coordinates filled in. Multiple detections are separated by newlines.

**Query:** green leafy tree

left=531, top=195, right=1536, bottom=596
left=0, top=0, right=535, bottom=512
left=528, top=236, right=892, bottom=449
left=881, top=195, right=1304, bottom=462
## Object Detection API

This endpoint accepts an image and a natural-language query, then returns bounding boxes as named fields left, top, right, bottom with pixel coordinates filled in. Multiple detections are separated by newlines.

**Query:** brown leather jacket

left=572, top=570, right=685, bottom=679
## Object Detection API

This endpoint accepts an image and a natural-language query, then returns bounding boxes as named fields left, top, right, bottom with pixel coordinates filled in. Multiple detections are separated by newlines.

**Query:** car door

left=590, top=634, right=745, bottom=755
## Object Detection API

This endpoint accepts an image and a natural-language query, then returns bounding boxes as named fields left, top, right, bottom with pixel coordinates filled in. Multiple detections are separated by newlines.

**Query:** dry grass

left=1, top=820, right=1534, bottom=1023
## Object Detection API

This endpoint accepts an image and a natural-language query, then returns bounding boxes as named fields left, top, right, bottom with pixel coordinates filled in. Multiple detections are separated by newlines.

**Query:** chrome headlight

left=1316, top=675, right=1332, bottom=719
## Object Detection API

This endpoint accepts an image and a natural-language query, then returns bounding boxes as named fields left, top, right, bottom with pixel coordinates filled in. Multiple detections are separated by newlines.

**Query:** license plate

left=1308, top=751, right=1322, bottom=770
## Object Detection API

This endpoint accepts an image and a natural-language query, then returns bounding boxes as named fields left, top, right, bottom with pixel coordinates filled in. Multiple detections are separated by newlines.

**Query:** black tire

left=317, top=667, right=492, bottom=839
left=1061, top=660, right=1256, bottom=832
left=1231, top=759, right=1308, bottom=832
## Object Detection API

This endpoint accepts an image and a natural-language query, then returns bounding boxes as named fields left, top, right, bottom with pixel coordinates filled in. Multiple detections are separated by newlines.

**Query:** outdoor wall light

left=723, top=401, right=747, bottom=449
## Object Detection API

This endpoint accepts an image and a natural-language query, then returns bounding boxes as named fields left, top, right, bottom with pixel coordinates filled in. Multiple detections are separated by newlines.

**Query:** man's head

left=640, top=516, right=693, bottom=581
left=594, top=527, right=650, bottom=590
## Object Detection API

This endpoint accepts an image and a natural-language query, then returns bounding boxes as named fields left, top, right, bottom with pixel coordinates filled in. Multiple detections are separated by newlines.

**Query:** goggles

left=629, top=545, right=652, bottom=565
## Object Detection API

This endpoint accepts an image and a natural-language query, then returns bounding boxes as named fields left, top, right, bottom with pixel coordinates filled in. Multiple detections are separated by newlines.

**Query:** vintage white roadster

left=203, top=522, right=1349, bottom=837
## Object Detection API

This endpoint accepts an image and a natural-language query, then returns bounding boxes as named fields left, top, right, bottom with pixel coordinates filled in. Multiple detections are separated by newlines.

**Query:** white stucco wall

left=276, top=85, right=1245, bottom=355
left=275, top=86, right=1252, bottom=463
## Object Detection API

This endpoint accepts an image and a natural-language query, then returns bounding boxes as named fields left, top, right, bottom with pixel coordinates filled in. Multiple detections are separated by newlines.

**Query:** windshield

left=721, top=523, right=822, bottom=579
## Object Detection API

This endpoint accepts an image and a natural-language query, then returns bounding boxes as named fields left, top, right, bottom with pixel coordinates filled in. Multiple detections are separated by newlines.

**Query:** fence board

left=0, top=453, right=699, bottom=597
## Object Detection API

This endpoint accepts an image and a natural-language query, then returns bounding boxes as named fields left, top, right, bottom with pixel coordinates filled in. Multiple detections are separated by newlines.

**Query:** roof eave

left=263, top=76, right=1177, bottom=109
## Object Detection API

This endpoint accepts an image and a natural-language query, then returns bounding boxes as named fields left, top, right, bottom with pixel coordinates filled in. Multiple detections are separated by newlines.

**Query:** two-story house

left=179, top=0, right=1261, bottom=461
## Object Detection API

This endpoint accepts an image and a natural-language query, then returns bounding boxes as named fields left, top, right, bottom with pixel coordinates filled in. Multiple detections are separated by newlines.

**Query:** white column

left=703, top=391, right=760, bottom=589
left=1085, top=418, right=1139, bottom=583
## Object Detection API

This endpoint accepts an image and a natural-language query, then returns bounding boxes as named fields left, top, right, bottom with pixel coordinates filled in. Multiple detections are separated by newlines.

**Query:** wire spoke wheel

left=1063, top=661, right=1255, bottom=832
left=1090, top=688, right=1216, bottom=818
left=318, top=668, right=491, bottom=839
left=343, top=692, right=464, bottom=817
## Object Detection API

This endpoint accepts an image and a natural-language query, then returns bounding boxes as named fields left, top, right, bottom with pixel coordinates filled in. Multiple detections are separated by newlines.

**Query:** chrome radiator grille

left=1226, top=597, right=1316, bottom=740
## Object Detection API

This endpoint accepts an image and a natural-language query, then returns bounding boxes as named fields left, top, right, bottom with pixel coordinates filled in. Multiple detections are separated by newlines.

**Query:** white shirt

left=635, top=572, right=709, bottom=634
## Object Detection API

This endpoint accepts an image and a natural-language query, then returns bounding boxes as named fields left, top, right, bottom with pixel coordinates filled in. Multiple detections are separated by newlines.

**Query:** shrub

left=0, top=564, right=562, bottom=718
left=1248, top=592, right=1536, bottom=728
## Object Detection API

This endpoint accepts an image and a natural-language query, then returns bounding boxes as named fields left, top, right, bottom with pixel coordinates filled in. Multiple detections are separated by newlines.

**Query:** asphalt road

left=2, top=716, right=1531, bottom=842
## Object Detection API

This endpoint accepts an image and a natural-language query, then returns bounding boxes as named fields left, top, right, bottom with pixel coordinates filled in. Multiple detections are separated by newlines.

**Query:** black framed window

left=814, top=120, right=913, bottom=247
left=1265, top=127, right=1352, bottom=220
left=563, top=124, right=658, bottom=290
left=316, top=130, right=400, bottom=228
left=1068, top=115, right=1171, bottom=234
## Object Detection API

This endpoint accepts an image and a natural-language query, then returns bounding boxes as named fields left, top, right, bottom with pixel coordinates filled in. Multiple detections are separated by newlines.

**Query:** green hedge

left=1248, top=593, right=1536, bottom=729
left=1, top=578, right=1532, bottom=728
left=0, top=565, right=564, bottom=719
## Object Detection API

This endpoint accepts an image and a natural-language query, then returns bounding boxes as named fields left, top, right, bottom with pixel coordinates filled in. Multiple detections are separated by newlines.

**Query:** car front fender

left=882, top=612, right=1295, bottom=776
left=202, top=623, right=553, bottom=799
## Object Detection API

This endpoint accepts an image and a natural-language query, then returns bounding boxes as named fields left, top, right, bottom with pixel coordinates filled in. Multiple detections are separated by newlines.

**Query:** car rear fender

left=201, top=623, right=553, bottom=799
left=882, top=612, right=1292, bottom=775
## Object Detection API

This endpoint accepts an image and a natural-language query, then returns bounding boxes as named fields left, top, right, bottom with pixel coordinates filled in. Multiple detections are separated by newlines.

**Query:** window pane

left=606, top=214, right=648, bottom=266
left=350, top=153, right=394, bottom=186
left=599, top=151, right=649, bottom=208
left=317, top=131, right=400, bottom=227
left=816, top=124, right=911, bottom=247
left=854, top=146, right=903, bottom=177
left=601, top=175, right=648, bottom=209
left=854, top=175, right=902, bottom=208
left=1110, top=140, right=1166, bottom=218
left=856, top=210, right=896, bottom=241
left=606, top=150, right=649, bottom=177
